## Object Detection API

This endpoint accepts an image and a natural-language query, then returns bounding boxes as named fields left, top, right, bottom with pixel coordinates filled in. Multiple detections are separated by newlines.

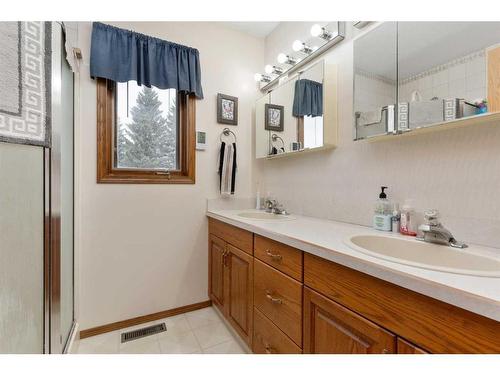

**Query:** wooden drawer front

left=303, top=287, right=396, bottom=354
left=254, top=234, right=303, bottom=281
left=397, top=338, right=428, bottom=354
left=209, top=218, right=253, bottom=255
left=254, top=259, right=303, bottom=346
left=253, top=308, right=302, bottom=354
left=304, top=253, right=500, bottom=353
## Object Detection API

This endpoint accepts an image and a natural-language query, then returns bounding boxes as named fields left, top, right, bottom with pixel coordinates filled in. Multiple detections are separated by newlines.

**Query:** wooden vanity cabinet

left=208, top=218, right=500, bottom=354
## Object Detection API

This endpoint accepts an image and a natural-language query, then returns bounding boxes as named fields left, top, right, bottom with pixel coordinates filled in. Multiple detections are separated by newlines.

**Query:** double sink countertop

left=206, top=207, right=500, bottom=322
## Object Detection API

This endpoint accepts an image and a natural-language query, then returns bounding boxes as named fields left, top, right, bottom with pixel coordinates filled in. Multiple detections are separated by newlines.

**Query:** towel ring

left=271, top=133, right=285, bottom=149
left=220, top=128, right=237, bottom=143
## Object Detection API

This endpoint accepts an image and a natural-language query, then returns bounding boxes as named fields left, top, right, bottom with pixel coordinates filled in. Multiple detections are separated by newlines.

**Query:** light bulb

left=264, top=65, right=273, bottom=74
left=254, top=73, right=262, bottom=82
left=277, top=53, right=287, bottom=64
left=292, top=40, right=303, bottom=52
left=310, top=24, right=322, bottom=37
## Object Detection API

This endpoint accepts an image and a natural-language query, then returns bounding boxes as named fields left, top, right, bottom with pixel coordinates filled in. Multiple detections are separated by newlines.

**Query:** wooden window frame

left=96, top=78, right=196, bottom=184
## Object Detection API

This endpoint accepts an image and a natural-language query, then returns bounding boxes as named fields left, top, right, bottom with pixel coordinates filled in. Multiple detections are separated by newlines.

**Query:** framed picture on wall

left=217, top=93, right=238, bottom=125
left=265, top=103, right=284, bottom=131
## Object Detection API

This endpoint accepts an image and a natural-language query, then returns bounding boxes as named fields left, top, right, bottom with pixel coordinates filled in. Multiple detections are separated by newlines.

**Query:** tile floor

left=73, top=307, right=248, bottom=354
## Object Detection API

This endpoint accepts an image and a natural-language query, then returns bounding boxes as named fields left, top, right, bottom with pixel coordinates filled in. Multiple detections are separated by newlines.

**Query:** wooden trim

left=96, top=78, right=196, bottom=184
left=487, top=45, right=500, bottom=113
left=79, top=300, right=211, bottom=339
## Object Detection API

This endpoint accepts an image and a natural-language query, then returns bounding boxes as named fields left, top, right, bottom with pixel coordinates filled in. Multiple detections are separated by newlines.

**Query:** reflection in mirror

left=295, top=61, right=324, bottom=149
left=397, top=22, right=500, bottom=130
left=353, top=22, right=397, bottom=140
left=255, top=60, right=329, bottom=158
left=268, top=78, right=296, bottom=155
left=255, top=94, right=270, bottom=159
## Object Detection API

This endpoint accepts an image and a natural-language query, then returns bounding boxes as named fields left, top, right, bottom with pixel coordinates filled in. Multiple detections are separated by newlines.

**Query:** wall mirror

left=353, top=22, right=500, bottom=140
left=255, top=60, right=337, bottom=159
left=353, top=22, right=397, bottom=139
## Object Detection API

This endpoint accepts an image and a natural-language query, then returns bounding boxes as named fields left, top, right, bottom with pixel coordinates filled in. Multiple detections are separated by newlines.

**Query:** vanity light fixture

left=310, top=24, right=333, bottom=40
left=292, top=40, right=313, bottom=54
left=277, top=53, right=298, bottom=65
left=264, top=64, right=284, bottom=75
left=254, top=73, right=271, bottom=83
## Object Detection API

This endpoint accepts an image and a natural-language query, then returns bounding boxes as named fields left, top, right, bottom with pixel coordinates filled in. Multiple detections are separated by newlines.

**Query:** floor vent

left=121, top=323, right=166, bottom=343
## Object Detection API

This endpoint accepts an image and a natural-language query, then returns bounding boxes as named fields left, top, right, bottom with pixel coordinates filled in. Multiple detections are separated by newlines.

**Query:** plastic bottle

left=400, top=199, right=417, bottom=236
left=373, top=187, right=392, bottom=231
left=391, top=203, right=400, bottom=233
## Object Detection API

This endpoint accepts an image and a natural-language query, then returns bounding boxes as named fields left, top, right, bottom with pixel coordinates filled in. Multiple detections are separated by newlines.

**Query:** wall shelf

left=359, top=112, right=500, bottom=142
left=265, top=144, right=335, bottom=160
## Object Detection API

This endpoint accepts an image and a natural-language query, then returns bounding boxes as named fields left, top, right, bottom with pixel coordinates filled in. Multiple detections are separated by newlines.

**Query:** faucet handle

left=424, top=209, right=440, bottom=225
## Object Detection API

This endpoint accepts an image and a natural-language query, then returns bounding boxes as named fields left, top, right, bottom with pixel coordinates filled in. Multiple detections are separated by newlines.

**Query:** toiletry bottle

left=391, top=203, right=400, bottom=233
left=256, top=190, right=261, bottom=210
left=400, top=199, right=417, bottom=236
left=373, top=187, right=392, bottom=231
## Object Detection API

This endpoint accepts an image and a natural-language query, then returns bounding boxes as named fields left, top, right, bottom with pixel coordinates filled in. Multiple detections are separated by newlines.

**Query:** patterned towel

left=218, top=141, right=237, bottom=195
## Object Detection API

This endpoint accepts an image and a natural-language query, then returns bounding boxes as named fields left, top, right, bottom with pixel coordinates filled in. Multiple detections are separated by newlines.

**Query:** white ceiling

left=221, top=22, right=280, bottom=38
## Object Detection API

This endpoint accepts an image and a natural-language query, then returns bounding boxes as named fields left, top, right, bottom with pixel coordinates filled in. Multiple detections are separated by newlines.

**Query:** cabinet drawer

left=254, top=234, right=303, bottom=281
left=254, top=259, right=303, bottom=346
left=209, top=218, right=253, bottom=255
left=253, top=308, right=302, bottom=354
left=397, top=338, right=428, bottom=354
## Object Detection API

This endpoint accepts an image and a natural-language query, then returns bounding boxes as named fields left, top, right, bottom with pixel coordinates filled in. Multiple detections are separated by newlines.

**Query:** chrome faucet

left=264, top=198, right=289, bottom=215
left=416, top=210, right=467, bottom=249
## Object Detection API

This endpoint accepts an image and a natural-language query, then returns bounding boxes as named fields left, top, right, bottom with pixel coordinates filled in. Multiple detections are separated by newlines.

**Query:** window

left=96, top=78, right=196, bottom=184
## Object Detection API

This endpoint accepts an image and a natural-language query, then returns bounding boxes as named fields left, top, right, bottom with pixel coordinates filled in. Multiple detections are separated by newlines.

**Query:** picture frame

left=217, top=93, right=238, bottom=125
left=265, top=103, right=284, bottom=132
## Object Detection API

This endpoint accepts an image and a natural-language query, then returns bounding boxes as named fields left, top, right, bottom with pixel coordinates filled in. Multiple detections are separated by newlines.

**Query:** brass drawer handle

left=265, top=344, right=275, bottom=354
left=266, top=250, right=282, bottom=261
left=265, top=292, right=282, bottom=304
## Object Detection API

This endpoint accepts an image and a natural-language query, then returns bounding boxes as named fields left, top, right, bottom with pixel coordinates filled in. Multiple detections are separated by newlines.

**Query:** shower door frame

left=43, top=21, right=76, bottom=354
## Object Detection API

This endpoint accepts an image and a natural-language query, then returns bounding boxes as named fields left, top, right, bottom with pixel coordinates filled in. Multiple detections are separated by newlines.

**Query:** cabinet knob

left=265, top=291, right=283, bottom=304
left=266, top=250, right=282, bottom=261
left=265, top=344, right=275, bottom=354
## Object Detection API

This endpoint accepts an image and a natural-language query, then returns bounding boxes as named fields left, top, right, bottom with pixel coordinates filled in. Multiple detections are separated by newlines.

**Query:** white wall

left=256, top=23, right=500, bottom=250
left=75, top=22, right=263, bottom=330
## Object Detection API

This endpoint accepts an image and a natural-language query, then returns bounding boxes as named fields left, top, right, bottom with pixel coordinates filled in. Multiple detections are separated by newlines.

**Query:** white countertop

left=207, top=208, right=500, bottom=322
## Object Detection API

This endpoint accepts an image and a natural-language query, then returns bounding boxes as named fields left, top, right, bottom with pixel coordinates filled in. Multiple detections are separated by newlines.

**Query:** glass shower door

left=0, top=143, right=45, bottom=353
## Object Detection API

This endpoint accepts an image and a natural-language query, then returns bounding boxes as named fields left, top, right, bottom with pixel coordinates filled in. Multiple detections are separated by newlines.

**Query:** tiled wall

left=354, top=72, right=396, bottom=112
left=398, top=51, right=487, bottom=103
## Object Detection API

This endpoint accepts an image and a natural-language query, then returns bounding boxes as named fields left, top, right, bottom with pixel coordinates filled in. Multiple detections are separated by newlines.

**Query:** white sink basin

left=346, top=235, right=500, bottom=277
left=237, top=211, right=295, bottom=221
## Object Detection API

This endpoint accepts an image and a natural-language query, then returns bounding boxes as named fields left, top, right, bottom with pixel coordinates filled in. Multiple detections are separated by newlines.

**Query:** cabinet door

left=303, top=287, right=396, bottom=354
left=397, top=338, right=428, bottom=354
left=225, top=244, right=254, bottom=346
left=209, top=234, right=226, bottom=312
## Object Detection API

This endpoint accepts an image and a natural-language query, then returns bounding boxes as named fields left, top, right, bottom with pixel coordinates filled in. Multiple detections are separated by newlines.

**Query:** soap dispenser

left=373, top=186, right=392, bottom=231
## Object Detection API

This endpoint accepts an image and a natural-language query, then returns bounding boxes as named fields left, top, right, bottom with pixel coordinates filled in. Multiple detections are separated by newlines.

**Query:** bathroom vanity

left=207, top=210, right=500, bottom=354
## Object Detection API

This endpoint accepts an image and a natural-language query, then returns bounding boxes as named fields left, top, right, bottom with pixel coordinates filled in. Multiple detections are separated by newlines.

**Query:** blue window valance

left=90, top=22, right=204, bottom=98
left=292, top=79, right=323, bottom=117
